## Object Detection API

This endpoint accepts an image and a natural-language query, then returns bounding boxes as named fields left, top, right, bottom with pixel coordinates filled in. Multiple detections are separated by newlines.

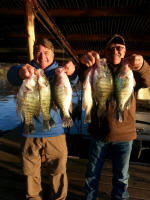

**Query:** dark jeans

left=84, top=137, right=133, bottom=200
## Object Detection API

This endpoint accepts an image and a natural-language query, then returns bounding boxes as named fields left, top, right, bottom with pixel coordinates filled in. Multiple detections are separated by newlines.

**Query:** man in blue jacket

left=7, top=38, right=78, bottom=200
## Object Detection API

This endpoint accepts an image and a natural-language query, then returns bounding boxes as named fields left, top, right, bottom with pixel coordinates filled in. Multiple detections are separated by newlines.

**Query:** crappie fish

left=83, top=58, right=113, bottom=124
left=17, top=69, right=55, bottom=134
left=114, top=62, right=134, bottom=122
left=53, top=67, right=73, bottom=127
left=16, top=73, right=40, bottom=134
left=37, top=69, right=55, bottom=130
left=92, top=58, right=114, bottom=117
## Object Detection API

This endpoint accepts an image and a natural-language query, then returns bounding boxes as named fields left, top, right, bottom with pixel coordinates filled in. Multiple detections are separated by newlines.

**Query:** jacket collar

left=30, top=60, right=59, bottom=71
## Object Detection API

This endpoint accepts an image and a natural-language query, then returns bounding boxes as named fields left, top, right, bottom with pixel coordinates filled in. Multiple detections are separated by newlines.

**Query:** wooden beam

left=24, top=0, right=35, bottom=61
left=0, top=8, right=149, bottom=17
left=0, top=48, right=65, bottom=54
left=1, top=32, right=150, bottom=43
left=75, top=50, right=150, bottom=57
left=48, top=8, right=150, bottom=17
left=0, top=9, right=24, bottom=15
left=32, top=0, right=79, bottom=64
left=66, top=34, right=150, bottom=43
left=0, top=47, right=150, bottom=57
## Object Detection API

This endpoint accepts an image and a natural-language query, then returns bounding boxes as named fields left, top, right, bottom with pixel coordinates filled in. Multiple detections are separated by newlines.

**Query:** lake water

left=0, top=63, right=89, bottom=135
left=0, top=63, right=150, bottom=140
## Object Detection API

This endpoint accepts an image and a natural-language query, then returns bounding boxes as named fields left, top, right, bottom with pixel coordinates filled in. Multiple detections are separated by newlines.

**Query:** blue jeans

left=84, top=137, right=133, bottom=200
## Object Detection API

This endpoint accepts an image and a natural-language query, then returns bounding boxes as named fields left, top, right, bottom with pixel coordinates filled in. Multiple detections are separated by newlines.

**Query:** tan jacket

left=88, top=60, right=150, bottom=142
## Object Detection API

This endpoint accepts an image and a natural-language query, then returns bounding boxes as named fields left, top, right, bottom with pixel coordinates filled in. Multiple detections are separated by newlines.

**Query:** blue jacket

left=7, top=60, right=79, bottom=138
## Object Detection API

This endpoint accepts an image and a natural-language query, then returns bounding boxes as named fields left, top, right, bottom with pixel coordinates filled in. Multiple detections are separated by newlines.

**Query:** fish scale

left=83, top=58, right=113, bottom=124
left=16, top=69, right=55, bottom=134
left=114, top=63, right=134, bottom=122
left=16, top=73, right=40, bottom=134
left=53, top=67, right=73, bottom=128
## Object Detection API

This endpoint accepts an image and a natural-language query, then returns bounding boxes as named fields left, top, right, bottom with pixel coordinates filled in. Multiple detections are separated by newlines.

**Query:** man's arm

left=7, top=65, right=23, bottom=86
left=7, top=63, right=38, bottom=86
left=134, top=59, right=150, bottom=91
left=63, top=60, right=79, bottom=86
left=122, top=54, right=150, bottom=90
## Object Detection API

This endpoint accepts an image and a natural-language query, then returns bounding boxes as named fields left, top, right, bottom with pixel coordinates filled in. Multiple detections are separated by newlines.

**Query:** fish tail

left=49, top=118, right=55, bottom=128
left=43, top=117, right=55, bottom=131
left=62, top=117, right=73, bottom=128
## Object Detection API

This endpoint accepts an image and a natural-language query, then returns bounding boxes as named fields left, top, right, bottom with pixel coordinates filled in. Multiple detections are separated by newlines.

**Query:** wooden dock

left=0, top=132, right=150, bottom=200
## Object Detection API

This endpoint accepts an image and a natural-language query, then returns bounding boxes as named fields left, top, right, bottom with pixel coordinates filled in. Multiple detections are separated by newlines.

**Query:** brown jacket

left=88, top=60, right=150, bottom=142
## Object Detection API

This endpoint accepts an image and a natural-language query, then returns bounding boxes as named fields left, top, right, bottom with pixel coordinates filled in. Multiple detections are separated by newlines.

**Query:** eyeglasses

left=107, top=46, right=125, bottom=52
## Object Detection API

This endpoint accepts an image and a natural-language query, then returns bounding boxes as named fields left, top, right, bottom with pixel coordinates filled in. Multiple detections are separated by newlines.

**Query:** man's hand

left=123, top=54, right=144, bottom=71
left=80, top=51, right=100, bottom=67
left=18, top=64, right=36, bottom=79
left=63, top=61, right=75, bottom=76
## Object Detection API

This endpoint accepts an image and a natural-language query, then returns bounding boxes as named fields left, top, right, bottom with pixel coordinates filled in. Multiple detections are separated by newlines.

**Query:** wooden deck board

left=0, top=133, right=150, bottom=200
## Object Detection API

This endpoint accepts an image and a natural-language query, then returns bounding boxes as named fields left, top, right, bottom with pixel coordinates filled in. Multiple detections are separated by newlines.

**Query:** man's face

left=34, top=45, right=54, bottom=69
left=105, top=43, right=126, bottom=65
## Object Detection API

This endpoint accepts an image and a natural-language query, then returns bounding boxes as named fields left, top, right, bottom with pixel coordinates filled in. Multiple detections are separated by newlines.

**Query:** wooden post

left=32, top=0, right=79, bottom=64
left=24, top=0, right=35, bottom=61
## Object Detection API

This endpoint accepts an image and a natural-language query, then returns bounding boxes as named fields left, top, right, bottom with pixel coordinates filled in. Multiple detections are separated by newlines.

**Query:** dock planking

left=0, top=132, right=150, bottom=200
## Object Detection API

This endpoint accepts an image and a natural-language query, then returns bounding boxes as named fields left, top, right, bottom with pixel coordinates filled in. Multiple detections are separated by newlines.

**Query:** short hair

left=34, top=38, right=54, bottom=54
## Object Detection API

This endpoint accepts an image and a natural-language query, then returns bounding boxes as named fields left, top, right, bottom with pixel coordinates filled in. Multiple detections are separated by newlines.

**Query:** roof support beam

left=0, top=48, right=150, bottom=57
left=32, top=0, right=79, bottom=64
left=0, top=8, right=149, bottom=17
left=24, top=0, right=35, bottom=61
left=48, top=8, right=150, bottom=17
left=76, top=50, right=150, bottom=57
left=1, top=32, right=150, bottom=43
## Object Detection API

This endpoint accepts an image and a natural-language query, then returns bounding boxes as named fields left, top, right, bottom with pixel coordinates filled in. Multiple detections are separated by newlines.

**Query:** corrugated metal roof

left=0, top=0, right=150, bottom=64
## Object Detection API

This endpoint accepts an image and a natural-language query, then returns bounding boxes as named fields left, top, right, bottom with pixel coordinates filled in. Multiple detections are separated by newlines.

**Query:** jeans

left=84, top=137, right=133, bottom=200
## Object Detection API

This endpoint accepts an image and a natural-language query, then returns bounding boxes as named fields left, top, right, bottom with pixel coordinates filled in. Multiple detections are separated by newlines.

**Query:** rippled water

left=0, top=63, right=88, bottom=135
left=0, top=64, right=19, bottom=131
left=0, top=95, right=21, bottom=131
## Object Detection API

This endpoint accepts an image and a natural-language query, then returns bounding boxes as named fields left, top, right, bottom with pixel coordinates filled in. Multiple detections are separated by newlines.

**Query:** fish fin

left=43, top=118, right=55, bottom=131
left=51, top=101, right=59, bottom=112
left=84, top=113, right=91, bottom=124
left=24, top=123, right=35, bottom=134
left=114, top=108, right=124, bottom=122
left=43, top=120, right=50, bottom=131
left=125, top=94, right=133, bottom=109
left=69, top=102, right=73, bottom=113
left=62, top=117, right=73, bottom=128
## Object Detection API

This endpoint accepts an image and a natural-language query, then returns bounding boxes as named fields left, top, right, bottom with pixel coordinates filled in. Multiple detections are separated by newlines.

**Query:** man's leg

left=22, top=138, right=43, bottom=200
left=45, top=134, right=68, bottom=200
left=84, top=137, right=109, bottom=200
left=111, top=141, right=133, bottom=200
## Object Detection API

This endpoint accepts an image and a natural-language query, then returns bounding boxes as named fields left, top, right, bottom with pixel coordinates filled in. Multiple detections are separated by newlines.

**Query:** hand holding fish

left=18, top=64, right=37, bottom=79
left=80, top=51, right=100, bottom=67
left=63, top=60, right=75, bottom=76
left=122, top=54, right=143, bottom=71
